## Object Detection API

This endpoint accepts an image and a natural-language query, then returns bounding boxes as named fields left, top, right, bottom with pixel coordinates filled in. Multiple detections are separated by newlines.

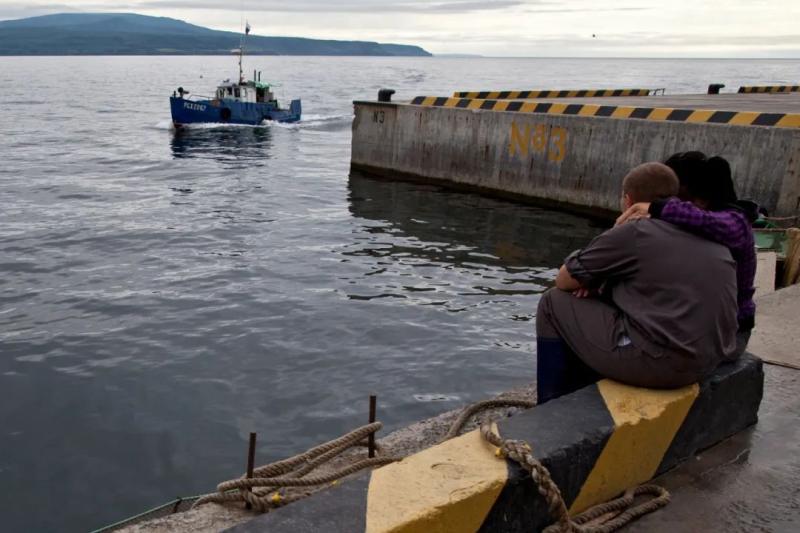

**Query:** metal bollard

left=378, top=89, right=396, bottom=102
left=708, top=84, right=725, bottom=95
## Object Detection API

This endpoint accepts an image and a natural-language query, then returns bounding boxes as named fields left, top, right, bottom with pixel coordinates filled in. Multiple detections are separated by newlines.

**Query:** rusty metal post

left=245, top=432, right=257, bottom=510
left=368, top=395, right=377, bottom=458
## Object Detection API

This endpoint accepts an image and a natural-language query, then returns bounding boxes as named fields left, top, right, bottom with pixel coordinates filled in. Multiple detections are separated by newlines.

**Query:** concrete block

left=227, top=355, right=763, bottom=533
left=351, top=101, right=800, bottom=218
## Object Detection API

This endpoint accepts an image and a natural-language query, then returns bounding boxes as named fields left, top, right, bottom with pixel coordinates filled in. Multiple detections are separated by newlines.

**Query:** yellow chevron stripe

left=578, top=104, right=601, bottom=116
left=648, top=108, right=673, bottom=121
left=776, top=114, right=800, bottom=128
left=488, top=91, right=501, bottom=99
left=729, top=112, right=760, bottom=126
left=412, top=98, right=800, bottom=129
left=568, top=380, right=699, bottom=514
left=611, top=106, right=636, bottom=118
left=366, top=425, right=506, bottom=533
left=686, top=110, right=716, bottom=123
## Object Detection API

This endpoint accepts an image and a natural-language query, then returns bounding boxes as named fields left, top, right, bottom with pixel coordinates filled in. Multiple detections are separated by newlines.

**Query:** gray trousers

left=536, top=288, right=707, bottom=389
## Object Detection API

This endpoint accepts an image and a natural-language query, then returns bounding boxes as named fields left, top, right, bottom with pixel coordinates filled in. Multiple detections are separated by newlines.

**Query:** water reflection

left=347, top=171, right=605, bottom=271
left=343, top=171, right=606, bottom=314
left=170, top=126, right=273, bottom=168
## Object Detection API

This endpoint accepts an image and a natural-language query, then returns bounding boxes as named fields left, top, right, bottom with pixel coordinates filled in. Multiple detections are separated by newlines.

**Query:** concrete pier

left=351, top=92, right=800, bottom=218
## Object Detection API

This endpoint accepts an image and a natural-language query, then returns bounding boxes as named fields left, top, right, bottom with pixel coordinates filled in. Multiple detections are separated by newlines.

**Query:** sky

left=1, top=0, right=798, bottom=57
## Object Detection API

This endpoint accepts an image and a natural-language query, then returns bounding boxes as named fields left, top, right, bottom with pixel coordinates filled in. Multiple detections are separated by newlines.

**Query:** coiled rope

left=194, top=396, right=669, bottom=529
left=446, top=399, right=671, bottom=533
left=193, top=422, right=399, bottom=512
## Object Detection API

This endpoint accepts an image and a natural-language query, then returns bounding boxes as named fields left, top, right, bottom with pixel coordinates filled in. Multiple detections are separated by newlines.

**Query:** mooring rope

left=193, top=422, right=400, bottom=512
left=445, top=398, right=670, bottom=533
left=195, top=397, right=669, bottom=528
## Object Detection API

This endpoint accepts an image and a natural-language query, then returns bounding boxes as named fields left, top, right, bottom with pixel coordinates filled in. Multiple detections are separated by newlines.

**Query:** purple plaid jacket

left=650, top=198, right=756, bottom=329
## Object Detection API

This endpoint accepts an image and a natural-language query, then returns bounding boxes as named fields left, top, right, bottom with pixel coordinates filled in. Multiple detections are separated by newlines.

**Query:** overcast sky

left=1, top=0, right=798, bottom=57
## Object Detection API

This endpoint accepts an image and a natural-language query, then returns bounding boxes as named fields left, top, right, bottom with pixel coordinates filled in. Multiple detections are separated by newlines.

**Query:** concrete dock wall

left=351, top=101, right=800, bottom=218
left=230, top=355, right=763, bottom=533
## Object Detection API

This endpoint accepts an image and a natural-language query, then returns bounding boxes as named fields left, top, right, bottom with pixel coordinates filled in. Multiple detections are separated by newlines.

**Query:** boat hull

left=170, top=97, right=301, bottom=126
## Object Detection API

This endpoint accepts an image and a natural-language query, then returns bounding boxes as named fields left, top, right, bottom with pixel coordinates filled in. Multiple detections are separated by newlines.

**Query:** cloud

left=127, top=0, right=532, bottom=14
left=0, top=2, right=80, bottom=19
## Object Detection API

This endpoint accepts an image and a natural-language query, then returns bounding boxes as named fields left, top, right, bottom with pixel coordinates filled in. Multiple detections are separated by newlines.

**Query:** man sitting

left=535, top=162, right=738, bottom=404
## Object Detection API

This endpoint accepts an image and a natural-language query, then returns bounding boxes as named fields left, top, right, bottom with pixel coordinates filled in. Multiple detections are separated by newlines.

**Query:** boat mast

left=239, top=21, right=250, bottom=84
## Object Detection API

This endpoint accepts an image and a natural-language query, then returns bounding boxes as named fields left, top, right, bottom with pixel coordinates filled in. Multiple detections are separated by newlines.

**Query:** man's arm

left=556, top=264, right=581, bottom=291
left=557, top=223, right=638, bottom=292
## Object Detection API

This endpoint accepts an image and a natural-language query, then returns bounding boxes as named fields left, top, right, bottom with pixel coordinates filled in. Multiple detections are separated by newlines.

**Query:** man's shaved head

left=622, top=162, right=680, bottom=203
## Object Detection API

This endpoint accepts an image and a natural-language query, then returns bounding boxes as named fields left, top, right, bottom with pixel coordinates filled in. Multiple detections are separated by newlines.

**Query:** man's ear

left=622, top=193, right=634, bottom=210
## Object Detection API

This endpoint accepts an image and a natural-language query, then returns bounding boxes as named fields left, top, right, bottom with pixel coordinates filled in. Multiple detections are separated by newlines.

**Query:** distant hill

left=0, top=13, right=432, bottom=56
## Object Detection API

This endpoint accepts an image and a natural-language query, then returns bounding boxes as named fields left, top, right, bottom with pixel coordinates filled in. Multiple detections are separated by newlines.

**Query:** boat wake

left=270, top=113, right=353, bottom=131
left=154, top=113, right=351, bottom=132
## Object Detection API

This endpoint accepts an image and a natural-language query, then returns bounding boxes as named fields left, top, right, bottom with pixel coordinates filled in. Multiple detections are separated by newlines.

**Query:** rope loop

left=193, top=422, right=399, bottom=512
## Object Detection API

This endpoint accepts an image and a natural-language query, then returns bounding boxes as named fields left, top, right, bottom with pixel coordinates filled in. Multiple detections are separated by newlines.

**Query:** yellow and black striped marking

left=410, top=96, right=800, bottom=129
left=454, top=89, right=651, bottom=99
left=738, top=85, right=800, bottom=94
left=235, top=356, right=763, bottom=533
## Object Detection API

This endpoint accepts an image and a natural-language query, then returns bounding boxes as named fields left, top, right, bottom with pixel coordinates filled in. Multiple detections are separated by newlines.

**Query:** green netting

left=89, top=495, right=205, bottom=533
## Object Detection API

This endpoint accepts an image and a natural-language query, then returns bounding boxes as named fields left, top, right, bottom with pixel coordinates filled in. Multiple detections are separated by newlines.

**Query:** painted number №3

left=508, top=122, right=567, bottom=162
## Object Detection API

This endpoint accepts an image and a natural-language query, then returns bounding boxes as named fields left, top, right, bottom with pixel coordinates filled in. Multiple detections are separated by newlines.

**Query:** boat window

left=234, top=88, right=241, bottom=98
left=227, top=87, right=233, bottom=95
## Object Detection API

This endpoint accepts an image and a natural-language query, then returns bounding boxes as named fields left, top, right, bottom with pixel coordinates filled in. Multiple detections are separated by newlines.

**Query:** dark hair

left=664, top=152, right=738, bottom=210
left=622, top=162, right=680, bottom=203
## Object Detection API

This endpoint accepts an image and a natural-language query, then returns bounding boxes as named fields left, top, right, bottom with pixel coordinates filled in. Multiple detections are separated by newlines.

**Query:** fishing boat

left=169, top=23, right=301, bottom=127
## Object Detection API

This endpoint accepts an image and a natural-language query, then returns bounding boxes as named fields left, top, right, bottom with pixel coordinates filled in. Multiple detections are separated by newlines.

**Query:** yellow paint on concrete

left=366, top=426, right=507, bottom=533
left=611, top=106, right=635, bottom=118
left=648, top=108, right=673, bottom=121
left=578, top=105, right=600, bottom=116
left=494, top=101, right=511, bottom=112
left=467, top=99, right=484, bottom=110
left=568, top=380, right=699, bottom=514
left=548, top=103, right=568, bottom=114
left=520, top=102, right=537, bottom=113
left=421, top=96, right=437, bottom=107
left=444, top=98, right=459, bottom=108
left=728, top=112, right=760, bottom=126
left=685, top=110, right=716, bottom=123
left=776, top=114, right=800, bottom=128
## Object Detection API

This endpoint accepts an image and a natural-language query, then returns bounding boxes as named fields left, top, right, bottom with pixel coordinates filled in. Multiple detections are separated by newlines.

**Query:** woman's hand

left=616, top=202, right=651, bottom=226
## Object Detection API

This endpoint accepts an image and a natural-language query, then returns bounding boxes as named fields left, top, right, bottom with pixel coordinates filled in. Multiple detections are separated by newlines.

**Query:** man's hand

left=615, top=202, right=651, bottom=226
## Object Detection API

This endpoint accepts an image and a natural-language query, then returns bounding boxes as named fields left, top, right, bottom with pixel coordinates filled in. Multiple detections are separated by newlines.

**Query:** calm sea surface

left=0, top=56, right=797, bottom=532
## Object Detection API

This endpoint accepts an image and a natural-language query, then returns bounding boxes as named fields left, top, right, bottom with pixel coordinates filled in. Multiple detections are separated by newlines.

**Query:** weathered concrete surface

left=748, top=283, right=800, bottom=369
left=623, top=286, right=800, bottom=531
left=115, top=386, right=536, bottom=533
left=228, top=356, right=763, bottom=533
left=755, top=252, right=777, bottom=298
left=625, top=363, right=800, bottom=533
left=503, top=93, right=800, bottom=113
left=351, top=100, right=800, bottom=218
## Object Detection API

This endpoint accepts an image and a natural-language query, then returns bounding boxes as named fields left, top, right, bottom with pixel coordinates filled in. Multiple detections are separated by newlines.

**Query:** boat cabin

left=216, top=80, right=276, bottom=104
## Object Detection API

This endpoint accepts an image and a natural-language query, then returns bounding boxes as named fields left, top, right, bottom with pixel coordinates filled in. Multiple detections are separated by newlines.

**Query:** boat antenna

left=239, top=20, right=250, bottom=84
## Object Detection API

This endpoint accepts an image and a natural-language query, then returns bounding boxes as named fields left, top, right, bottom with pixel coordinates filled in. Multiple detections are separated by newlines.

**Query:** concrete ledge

left=227, top=355, right=763, bottom=533
left=409, top=96, right=800, bottom=129
left=350, top=99, right=800, bottom=217
left=453, top=89, right=652, bottom=99
left=738, top=85, right=799, bottom=94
